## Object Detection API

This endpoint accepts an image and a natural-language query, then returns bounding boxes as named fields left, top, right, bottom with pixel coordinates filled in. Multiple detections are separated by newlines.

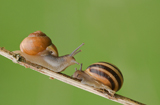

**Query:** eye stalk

left=69, top=43, right=84, bottom=57
left=80, top=63, right=83, bottom=71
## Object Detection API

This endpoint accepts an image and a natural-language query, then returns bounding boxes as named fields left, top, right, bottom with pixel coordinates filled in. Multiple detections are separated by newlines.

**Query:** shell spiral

left=20, top=31, right=58, bottom=56
left=85, top=62, right=123, bottom=92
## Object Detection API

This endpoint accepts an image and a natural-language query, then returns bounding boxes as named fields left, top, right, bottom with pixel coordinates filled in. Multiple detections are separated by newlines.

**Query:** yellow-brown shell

left=85, top=62, right=123, bottom=92
left=20, top=31, right=58, bottom=56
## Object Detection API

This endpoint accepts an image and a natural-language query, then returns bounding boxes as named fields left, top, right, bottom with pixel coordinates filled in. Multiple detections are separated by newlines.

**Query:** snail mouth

left=70, top=57, right=79, bottom=64
left=72, top=60, right=79, bottom=64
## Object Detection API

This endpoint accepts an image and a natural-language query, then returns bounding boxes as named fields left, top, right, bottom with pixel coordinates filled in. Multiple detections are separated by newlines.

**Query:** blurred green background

left=0, top=0, right=160, bottom=105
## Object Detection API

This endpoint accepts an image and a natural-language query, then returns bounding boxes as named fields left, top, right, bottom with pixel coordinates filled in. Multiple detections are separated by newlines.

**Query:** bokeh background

left=0, top=0, right=160, bottom=105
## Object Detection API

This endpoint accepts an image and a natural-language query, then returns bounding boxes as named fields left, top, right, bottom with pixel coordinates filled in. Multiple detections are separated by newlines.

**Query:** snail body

left=14, top=31, right=84, bottom=72
left=72, top=62, right=124, bottom=95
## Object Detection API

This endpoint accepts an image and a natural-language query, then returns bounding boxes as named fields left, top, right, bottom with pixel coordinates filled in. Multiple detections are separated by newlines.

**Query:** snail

left=14, top=31, right=84, bottom=72
left=72, top=62, right=124, bottom=95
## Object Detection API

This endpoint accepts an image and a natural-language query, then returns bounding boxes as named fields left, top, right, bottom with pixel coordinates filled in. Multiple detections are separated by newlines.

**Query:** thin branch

left=0, top=47, right=145, bottom=105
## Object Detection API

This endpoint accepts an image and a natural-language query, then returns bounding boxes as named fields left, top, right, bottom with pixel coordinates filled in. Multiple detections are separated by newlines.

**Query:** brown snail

left=72, top=62, right=124, bottom=95
left=14, top=31, right=84, bottom=72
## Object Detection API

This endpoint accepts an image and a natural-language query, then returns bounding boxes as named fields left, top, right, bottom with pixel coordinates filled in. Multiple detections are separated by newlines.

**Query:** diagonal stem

left=0, top=47, right=145, bottom=105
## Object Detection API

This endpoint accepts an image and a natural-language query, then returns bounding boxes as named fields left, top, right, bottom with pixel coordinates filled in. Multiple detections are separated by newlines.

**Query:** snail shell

left=20, top=31, right=58, bottom=56
left=85, top=62, right=123, bottom=92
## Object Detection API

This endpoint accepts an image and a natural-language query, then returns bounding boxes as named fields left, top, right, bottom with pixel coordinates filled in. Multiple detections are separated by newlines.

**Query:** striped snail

left=72, top=62, right=124, bottom=95
left=14, top=31, right=84, bottom=72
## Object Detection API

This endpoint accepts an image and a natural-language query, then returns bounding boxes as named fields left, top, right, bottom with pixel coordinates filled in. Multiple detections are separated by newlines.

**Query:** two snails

left=15, top=31, right=124, bottom=95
